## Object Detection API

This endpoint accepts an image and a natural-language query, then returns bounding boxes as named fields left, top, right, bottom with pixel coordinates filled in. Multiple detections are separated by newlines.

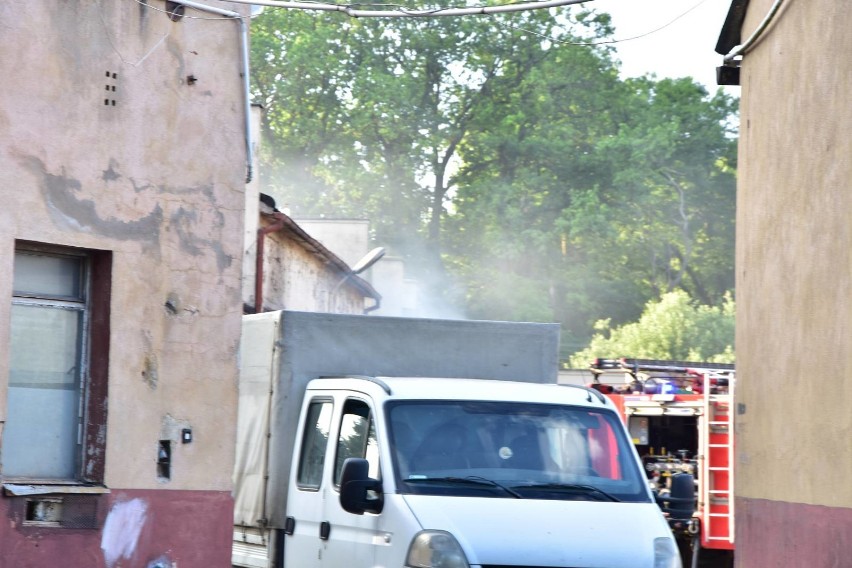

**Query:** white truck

left=232, top=310, right=687, bottom=568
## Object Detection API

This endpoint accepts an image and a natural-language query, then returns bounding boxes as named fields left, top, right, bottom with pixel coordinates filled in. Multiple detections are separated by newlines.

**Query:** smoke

left=362, top=237, right=469, bottom=321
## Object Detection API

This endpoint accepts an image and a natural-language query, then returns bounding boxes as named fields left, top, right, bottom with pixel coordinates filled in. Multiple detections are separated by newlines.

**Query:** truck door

left=284, top=398, right=334, bottom=568
left=320, top=396, right=383, bottom=568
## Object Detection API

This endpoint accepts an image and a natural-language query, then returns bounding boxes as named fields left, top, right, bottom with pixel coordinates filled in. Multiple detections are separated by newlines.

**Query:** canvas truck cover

left=232, top=310, right=560, bottom=529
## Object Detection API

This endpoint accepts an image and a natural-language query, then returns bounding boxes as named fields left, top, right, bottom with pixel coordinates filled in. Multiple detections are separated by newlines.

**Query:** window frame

left=332, top=397, right=380, bottom=488
left=295, top=398, right=334, bottom=491
left=2, top=242, right=111, bottom=485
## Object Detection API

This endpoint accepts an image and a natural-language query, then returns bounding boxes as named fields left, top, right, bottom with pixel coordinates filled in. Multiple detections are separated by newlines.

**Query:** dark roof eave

left=716, top=0, right=751, bottom=55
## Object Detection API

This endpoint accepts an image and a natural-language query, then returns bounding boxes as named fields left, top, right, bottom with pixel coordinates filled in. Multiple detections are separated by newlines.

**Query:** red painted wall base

left=736, top=497, right=852, bottom=567
left=0, top=489, right=233, bottom=568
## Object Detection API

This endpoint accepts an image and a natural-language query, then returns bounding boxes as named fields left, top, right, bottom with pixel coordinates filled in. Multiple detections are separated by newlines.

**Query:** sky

left=590, top=0, right=734, bottom=91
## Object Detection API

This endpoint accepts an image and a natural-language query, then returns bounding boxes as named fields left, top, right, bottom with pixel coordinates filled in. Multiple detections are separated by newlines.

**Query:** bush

left=568, top=290, right=734, bottom=367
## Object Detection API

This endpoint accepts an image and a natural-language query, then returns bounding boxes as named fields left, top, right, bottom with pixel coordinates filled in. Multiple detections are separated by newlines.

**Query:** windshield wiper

left=513, top=483, right=621, bottom=502
left=405, top=476, right=523, bottom=498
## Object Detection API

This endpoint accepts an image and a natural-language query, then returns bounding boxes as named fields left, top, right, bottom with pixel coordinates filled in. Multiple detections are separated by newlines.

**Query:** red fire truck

left=588, top=358, right=735, bottom=568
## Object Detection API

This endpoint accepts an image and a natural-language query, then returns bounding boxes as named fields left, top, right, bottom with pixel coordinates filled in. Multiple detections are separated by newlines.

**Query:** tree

left=250, top=6, right=613, bottom=264
left=249, top=7, right=738, bottom=354
left=444, top=31, right=630, bottom=343
left=446, top=71, right=737, bottom=353
left=596, top=77, right=738, bottom=306
left=567, top=290, right=735, bottom=367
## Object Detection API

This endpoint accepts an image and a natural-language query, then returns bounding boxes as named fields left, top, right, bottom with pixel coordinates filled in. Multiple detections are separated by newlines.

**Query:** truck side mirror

left=339, top=458, right=383, bottom=515
left=656, top=473, right=696, bottom=521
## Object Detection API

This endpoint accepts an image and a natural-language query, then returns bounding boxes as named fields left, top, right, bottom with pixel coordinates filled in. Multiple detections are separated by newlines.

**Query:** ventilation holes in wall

left=104, top=71, right=118, bottom=107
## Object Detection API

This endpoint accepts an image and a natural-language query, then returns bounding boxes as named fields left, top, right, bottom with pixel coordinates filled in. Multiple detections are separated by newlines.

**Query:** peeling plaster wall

left=735, top=0, right=852, bottom=563
left=0, top=0, right=246, bottom=564
left=262, top=231, right=366, bottom=314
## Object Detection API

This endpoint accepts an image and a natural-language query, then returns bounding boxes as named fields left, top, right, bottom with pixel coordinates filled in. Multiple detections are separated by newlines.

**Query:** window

left=1, top=243, right=111, bottom=482
left=296, top=400, right=333, bottom=489
left=388, top=401, right=648, bottom=502
left=333, top=399, right=379, bottom=486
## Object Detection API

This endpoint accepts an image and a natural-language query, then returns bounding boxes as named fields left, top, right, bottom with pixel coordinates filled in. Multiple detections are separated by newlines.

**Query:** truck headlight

left=405, top=530, right=470, bottom=568
left=654, top=536, right=682, bottom=568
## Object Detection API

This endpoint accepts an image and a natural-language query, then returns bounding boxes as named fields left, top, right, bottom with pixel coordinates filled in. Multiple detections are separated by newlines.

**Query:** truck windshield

left=387, top=401, right=650, bottom=503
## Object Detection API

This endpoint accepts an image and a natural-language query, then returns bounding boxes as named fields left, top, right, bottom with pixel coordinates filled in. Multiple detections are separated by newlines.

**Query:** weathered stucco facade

left=0, top=1, right=248, bottom=566
left=249, top=209, right=379, bottom=314
left=729, top=0, right=852, bottom=565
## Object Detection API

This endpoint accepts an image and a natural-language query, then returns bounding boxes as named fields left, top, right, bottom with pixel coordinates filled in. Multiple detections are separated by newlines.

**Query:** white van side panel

left=233, top=312, right=283, bottom=528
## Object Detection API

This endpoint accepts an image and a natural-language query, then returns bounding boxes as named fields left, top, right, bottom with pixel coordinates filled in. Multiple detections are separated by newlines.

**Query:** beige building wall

left=734, top=0, right=852, bottom=563
left=736, top=0, right=852, bottom=504
left=0, top=1, right=248, bottom=564
left=296, top=218, right=371, bottom=267
left=247, top=212, right=379, bottom=315
left=259, top=222, right=367, bottom=314
left=370, top=255, right=420, bottom=316
left=290, top=219, right=429, bottom=317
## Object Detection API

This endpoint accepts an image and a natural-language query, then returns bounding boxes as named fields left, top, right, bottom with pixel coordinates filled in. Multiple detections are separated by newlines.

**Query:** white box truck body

left=233, top=311, right=682, bottom=568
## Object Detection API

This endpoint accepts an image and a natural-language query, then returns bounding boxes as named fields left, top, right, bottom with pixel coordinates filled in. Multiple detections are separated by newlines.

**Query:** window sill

left=3, top=483, right=110, bottom=497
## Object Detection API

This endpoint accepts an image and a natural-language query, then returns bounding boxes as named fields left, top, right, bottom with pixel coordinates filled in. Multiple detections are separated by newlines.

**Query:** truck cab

left=283, top=376, right=682, bottom=568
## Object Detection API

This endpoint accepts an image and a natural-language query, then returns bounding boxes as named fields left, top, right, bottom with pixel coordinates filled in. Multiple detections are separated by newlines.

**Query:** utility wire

left=125, top=0, right=261, bottom=20
left=101, top=0, right=172, bottom=65
left=503, top=0, right=711, bottom=47
left=127, top=0, right=591, bottom=20
left=194, top=0, right=592, bottom=18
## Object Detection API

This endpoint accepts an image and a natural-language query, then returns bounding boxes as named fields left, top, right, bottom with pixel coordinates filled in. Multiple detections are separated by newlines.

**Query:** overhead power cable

left=205, top=0, right=592, bottom=18
left=502, top=0, right=710, bottom=48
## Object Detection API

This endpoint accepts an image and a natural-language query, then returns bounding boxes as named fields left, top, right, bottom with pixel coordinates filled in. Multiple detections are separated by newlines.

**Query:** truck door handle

left=284, top=516, right=296, bottom=535
left=319, top=521, right=331, bottom=540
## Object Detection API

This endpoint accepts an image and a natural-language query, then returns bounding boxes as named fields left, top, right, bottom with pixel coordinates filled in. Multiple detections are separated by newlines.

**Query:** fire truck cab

left=589, top=358, right=736, bottom=568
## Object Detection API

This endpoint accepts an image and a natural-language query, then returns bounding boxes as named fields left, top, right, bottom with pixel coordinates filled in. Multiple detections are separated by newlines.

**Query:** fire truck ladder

left=700, top=373, right=735, bottom=549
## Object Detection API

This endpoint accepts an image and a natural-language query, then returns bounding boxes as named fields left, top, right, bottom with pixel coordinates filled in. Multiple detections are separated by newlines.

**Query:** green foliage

left=448, top=69, right=738, bottom=345
left=249, top=7, right=739, bottom=353
left=568, top=290, right=735, bottom=367
left=251, top=8, right=606, bottom=251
